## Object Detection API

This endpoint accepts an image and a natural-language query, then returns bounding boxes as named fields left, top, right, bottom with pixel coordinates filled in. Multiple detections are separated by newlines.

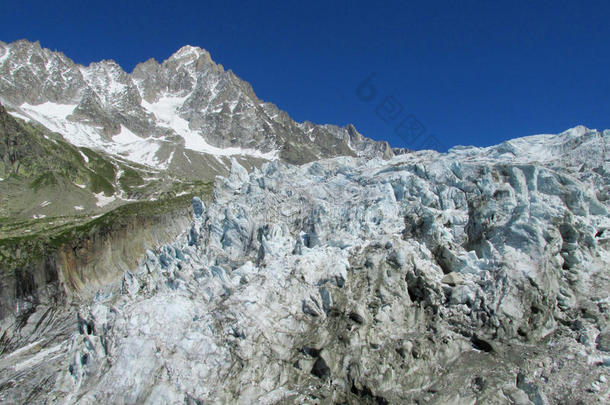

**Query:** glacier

left=1, top=127, right=608, bottom=403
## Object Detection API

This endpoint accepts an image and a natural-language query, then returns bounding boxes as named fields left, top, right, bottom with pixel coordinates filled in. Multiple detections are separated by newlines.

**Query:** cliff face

left=56, top=202, right=192, bottom=297
left=0, top=254, right=60, bottom=323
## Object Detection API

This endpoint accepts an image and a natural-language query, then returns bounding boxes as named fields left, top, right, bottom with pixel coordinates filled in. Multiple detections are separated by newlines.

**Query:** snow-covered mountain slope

left=0, top=40, right=398, bottom=176
left=1, top=129, right=608, bottom=403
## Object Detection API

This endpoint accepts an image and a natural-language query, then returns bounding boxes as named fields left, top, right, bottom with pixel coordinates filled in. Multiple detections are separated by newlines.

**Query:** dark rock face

left=0, top=256, right=58, bottom=324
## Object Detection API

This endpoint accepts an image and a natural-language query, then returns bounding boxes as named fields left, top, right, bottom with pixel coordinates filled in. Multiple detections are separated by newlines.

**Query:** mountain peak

left=168, top=45, right=212, bottom=63
left=0, top=40, right=400, bottom=174
left=559, top=124, right=590, bottom=137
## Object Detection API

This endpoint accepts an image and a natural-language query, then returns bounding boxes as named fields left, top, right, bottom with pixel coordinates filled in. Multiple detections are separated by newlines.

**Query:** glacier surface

left=2, top=128, right=608, bottom=403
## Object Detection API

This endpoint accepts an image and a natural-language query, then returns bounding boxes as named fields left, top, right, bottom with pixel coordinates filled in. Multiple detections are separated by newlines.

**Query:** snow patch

left=79, top=150, right=89, bottom=163
left=6, top=110, right=31, bottom=122
left=0, top=46, right=10, bottom=65
left=142, top=95, right=278, bottom=159
left=18, top=102, right=104, bottom=148
left=112, top=126, right=144, bottom=144
left=21, top=102, right=76, bottom=121
left=15, top=103, right=165, bottom=169
left=13, top=95, right=278, bottom=171
left=94, top=192, right=116, bottom=207
left=108, top=126, right=164, bottom=169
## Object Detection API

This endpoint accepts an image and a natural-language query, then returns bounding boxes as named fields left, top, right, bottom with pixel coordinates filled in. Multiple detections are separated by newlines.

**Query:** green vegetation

left=30, top=171, right=59, bottom=191
left=118, top=166, right=145, bottom=192
left=88, top=170, right=115, bottom=195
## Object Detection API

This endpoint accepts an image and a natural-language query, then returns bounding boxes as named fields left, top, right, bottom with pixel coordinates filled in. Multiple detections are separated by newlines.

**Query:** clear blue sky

left=1, top=0, right=609, bottom=151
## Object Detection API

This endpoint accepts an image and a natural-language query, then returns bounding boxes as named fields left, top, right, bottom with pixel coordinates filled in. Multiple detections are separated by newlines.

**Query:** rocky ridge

left=1, top=126, right=608, bottom=403
left=0, top=40, right=400, bottom=177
